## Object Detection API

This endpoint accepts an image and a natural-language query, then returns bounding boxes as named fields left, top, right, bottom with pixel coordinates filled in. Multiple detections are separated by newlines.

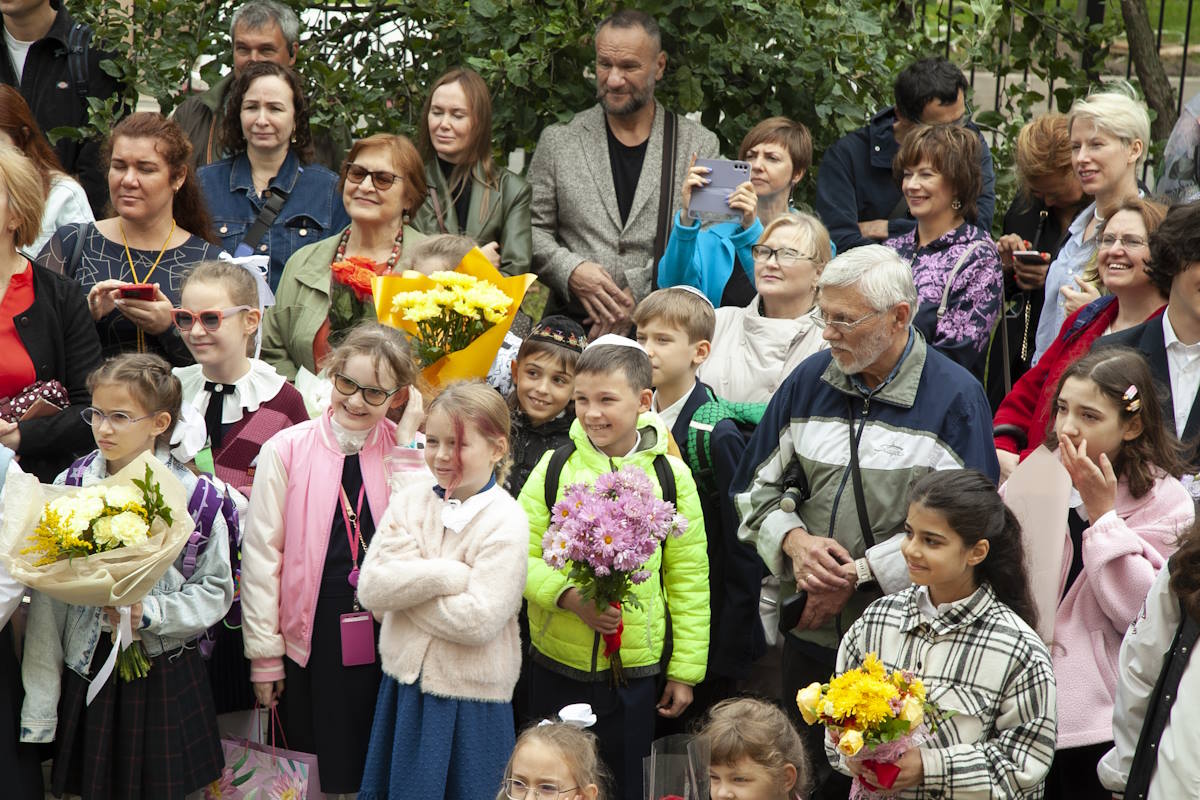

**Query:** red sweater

left=993, top=297, right=1163, bottom=458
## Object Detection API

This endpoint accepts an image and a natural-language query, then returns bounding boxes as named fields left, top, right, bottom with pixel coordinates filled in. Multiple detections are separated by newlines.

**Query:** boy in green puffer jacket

left=518, top=337, right=709, bottom=800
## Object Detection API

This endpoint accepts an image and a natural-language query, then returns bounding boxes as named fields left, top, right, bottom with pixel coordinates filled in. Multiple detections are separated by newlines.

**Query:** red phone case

left=119, top=284, right=156, bottom=300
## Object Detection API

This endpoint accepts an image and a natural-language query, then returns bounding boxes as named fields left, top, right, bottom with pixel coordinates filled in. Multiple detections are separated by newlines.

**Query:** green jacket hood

left=567, top=411, right=669, bottom=464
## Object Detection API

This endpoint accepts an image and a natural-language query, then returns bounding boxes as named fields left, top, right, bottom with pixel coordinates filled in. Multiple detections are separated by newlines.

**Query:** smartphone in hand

left=1012, top=250, right=1049, bottom=266
left=118, top=284, right=156, bottom=301
left=688, top=158, right=751, bottom=222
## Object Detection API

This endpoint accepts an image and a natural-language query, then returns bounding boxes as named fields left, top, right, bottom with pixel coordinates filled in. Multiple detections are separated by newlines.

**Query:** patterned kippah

left=527, top=314, right=588, bottom=353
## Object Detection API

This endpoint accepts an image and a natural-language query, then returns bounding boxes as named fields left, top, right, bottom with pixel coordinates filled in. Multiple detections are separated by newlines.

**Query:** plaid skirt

left=51, top=635, right=224, bottom=800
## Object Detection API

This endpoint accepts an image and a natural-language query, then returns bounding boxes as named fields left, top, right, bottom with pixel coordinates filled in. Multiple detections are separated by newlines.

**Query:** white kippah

left=587, top=333, right=648, bottom=354
left=667, top=284, right=715, bottom=308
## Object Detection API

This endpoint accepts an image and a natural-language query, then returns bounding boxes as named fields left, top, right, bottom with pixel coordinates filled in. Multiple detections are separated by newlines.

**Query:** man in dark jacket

left=815, top=57, right=996, bottom=254
left=0, top=0, right=122, bottom=215
left=171, top=0, right=347, bottom=170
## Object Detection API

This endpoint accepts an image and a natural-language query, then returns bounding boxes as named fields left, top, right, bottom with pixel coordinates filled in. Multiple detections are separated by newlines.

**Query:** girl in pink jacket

left=1039, top=347, right=1193, bottom=800
left=240, top=324, right=425, bottom=795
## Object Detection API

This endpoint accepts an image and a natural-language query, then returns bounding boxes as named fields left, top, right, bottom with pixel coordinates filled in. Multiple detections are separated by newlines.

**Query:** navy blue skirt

left=359, top=677, right=515, bottom=800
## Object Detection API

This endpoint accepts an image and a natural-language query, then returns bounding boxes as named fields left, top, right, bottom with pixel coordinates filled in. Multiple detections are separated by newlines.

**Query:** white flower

left=104, top=485, right=143, bottom=509
left=92, top=511, right=150, bottom=549
left=49, top=495, right=104, bottom=534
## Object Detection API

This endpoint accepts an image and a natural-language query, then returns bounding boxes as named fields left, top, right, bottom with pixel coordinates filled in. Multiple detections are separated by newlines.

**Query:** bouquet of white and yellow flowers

left=0, top=452, right=195, bottom=697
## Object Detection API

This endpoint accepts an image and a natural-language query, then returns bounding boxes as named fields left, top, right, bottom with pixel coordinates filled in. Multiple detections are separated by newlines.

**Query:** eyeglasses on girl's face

left=332, top=372, right=401, bottom=406
left=80, top=407, right=160, bottom=431
left=502, top=778, right=579, bottom=800
left=171, top=306, right=253, bottom=332
left=343, top=163, right=401, bottom=190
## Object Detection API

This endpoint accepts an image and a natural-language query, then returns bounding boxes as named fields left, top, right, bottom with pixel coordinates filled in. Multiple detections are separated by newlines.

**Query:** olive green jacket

left=410, top=160, right=532, bottom=277
left=261, top=225, right=426, bottom=380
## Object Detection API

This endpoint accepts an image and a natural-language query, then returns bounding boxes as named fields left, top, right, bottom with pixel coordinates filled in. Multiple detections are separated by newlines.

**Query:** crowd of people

left=1, top=1, right=1199, bottom=799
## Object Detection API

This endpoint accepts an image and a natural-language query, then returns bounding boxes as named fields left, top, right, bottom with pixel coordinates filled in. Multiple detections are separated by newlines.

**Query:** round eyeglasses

left=80, top=407, right=160, bottom=430
left=502, top=778, right=579, bottom=800
left=333, top=372, right=401, bottom=407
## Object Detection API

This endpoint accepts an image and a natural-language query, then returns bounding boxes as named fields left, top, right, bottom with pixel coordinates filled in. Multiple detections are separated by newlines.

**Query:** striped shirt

left=829, top=584, right=1057, bottom=799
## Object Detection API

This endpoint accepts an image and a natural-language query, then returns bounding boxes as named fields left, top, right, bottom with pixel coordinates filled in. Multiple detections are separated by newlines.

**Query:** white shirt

left=652, top=388, right=690, bottom=433
left=1161, top=309, right=1200, bottom=435
left=3, top=28, right=33, bottom=83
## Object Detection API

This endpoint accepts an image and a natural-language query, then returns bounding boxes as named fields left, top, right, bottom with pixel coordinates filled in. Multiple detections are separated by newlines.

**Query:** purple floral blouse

left=884, top=223, right=1002, bottom=377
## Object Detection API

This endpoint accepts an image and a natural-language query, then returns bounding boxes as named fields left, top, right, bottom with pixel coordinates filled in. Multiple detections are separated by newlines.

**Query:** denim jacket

left=19, top=447, right=234, bottom=743
left=198, top=150, right=350, bottom=291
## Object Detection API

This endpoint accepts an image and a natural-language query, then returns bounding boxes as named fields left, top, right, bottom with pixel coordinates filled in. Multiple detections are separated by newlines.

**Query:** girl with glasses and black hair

left=168, top=260, right=309, bottom=722
left=262, top=133, right=429, bottom=383
left=240, top=321, right=427, bottom=797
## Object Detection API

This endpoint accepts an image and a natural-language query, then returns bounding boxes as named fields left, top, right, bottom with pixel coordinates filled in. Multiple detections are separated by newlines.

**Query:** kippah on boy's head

left=575, top=336, right=654, bottom=393
left=632, top=286, right=716, bottom=343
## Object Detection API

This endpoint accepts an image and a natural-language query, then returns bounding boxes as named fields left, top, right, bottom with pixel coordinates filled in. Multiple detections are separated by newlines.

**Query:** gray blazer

left=528, top=102, right=719, bottom=306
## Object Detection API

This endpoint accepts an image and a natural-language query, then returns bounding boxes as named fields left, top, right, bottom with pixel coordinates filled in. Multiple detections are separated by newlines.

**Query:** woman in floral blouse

left=885, top=124, right=1002, bottom=379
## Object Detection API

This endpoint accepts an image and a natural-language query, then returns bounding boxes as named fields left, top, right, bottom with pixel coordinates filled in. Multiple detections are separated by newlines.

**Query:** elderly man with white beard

left=732, top=244, right=998, bottom=800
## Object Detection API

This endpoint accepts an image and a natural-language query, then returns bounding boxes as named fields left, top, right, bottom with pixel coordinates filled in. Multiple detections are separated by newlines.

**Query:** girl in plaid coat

left=830, top=470, right=1057, bottom=799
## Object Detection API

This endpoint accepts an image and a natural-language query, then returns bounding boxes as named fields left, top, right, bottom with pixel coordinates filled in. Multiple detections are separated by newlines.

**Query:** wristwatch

left=853, top=557, right=878, bottom=591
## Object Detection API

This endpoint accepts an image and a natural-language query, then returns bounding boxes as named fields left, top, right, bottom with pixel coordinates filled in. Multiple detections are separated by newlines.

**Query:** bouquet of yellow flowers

left=373, top=247, right=536, bottom=388
left=0, top=452, right=195, bottom=698
left=797, top=653, right=944, bottom=798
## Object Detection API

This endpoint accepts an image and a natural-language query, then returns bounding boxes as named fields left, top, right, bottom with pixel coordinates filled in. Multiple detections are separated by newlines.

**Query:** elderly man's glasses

left=502, top=778, right=579, bottom=799
left=814, top=307, right=886, bottom=334
left=343, top=163, right=400, bottom=190
left=751, top=245, right=812, bottom=267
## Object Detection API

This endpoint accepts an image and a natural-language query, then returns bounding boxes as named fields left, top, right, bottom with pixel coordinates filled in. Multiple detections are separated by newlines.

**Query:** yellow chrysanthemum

left=862, top=653, right=886, bottom=680
left=451, top=299, right=480, bottom=319
left=430, top=271, right=476, bottom=288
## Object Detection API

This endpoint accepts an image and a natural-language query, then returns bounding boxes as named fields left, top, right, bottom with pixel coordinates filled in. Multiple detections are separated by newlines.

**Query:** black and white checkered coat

left=829, top=584, right=1057, bottom=799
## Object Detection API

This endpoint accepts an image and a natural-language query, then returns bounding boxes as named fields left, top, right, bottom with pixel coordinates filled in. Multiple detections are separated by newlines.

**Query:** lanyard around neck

left=340, top=483, right=367, bottom=598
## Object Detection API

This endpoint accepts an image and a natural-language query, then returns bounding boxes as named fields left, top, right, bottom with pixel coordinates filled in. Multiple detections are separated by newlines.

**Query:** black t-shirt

left=606, top=121, right=649, bottom=226
left=438, top=157, right=472, bottom=231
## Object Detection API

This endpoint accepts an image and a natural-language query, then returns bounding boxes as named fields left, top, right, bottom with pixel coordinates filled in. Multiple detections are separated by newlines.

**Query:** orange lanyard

left=118, top=219, right=175, bottom=352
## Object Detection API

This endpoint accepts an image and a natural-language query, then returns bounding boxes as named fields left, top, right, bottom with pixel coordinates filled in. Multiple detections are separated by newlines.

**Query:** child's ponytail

left=1045, top=346, right=1186, bottom=498
left=908, top=470, right=1038, bottom=629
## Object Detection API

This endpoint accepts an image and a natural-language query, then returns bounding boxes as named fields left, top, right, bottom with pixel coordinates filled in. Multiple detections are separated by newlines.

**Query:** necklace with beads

left=333, top=225, right=405, bottom=272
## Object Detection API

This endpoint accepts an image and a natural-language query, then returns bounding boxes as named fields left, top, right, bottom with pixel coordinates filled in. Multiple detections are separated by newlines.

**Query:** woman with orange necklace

left=36, top=113, right=225, bottom=365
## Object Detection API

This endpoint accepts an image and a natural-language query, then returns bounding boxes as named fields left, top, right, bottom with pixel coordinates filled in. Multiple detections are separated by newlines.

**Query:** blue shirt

left=198, top=150, right=350, bottom=290
left=1033, top=201, right=1097, bottom=365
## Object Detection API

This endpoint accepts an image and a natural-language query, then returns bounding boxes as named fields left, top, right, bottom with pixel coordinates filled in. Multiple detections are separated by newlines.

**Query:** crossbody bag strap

left=651, top=110, right=678, bottom=288
left=239, top=188, right=290, bottom=253
left=846, top=396, right=875, bottom=547
left=937, top=240, right=985, bottom=318
left=427, top=187, right=449, bottom=234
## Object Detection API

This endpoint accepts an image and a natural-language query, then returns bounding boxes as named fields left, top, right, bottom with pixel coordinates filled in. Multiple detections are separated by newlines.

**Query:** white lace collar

left=174, top=359, right=287, bottom=423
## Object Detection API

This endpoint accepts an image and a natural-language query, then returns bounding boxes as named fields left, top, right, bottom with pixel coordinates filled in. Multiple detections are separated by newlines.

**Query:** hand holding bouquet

left=797, top=653, right=947, bottom=798
left=0, top=452, right=195, bottom=701
left=542, top=466, right=687, bottom=683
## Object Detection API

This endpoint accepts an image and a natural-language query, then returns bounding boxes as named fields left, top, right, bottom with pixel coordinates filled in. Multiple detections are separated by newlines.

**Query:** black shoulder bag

left=233, top=188, right=290, bottom=257
left=650, top=110, right=677, bottom=291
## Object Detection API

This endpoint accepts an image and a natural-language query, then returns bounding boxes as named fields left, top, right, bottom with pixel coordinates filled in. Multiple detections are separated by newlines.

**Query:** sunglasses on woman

left=343, top=163, right=401, bottom=190
left=171, top=306, right=253, bottom=332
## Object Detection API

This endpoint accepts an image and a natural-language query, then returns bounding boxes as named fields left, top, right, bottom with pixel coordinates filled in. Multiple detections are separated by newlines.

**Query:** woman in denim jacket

left=198, top=62, right=349, bottom=291
left=20, top=354, right=234, bottom=800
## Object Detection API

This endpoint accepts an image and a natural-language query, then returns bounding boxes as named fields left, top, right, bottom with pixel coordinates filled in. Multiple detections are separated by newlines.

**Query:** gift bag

left=206, top=710, right=320, bottom=799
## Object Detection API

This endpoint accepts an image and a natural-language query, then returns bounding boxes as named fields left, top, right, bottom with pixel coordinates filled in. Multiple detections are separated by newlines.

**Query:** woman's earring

left=951, top=198, right=963, bottom=211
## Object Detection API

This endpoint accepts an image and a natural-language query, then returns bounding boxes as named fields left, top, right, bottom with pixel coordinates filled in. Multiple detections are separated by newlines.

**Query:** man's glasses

left=80, top=407, right=160, bottom=430
left=172, top=306, right=252, bottom=332
left=813, top=307, right=886, bottom=334
left=343, top=163, right=400, bottom=190
left=1098, top=233, right=1148, bottom=250
left=751, top=245, right=813, bottom=267
left=502, top=778, right=579, bottom=799
left=333, top=373, right=401, bottom=406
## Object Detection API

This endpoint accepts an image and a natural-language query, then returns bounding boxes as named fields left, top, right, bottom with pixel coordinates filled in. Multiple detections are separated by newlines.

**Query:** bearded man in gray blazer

left=529, top=9, right=720, bottom=337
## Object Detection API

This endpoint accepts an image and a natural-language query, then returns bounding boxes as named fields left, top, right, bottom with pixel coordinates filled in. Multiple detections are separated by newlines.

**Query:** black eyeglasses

left=343, top=163, right=400, bottom=190
left=333, top=372, right=401, bottom=406
left=751, top=245, right=813, bottom=267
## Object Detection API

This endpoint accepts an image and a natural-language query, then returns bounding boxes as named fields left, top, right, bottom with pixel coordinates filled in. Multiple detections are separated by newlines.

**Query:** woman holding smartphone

left=657, top=117, right=812, bottom=307
left=37, top=113, right=225, bottom=365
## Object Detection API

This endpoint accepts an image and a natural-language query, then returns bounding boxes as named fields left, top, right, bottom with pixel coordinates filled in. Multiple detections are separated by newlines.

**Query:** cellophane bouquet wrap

left=0, top=452, right=195, bottom=693
left=373, top=247, right=536, bottom=388
left=328, top=255, right=387, bottom=347
left=797, top=653, right=945, bottom=799
left=542, top=466, right=687, bottom=683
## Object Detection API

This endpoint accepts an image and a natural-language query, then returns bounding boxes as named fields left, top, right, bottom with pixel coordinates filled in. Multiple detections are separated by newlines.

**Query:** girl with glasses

left=262, top=133, right=429, bottom=383
left=696, top=212, right=832, bottom=403
left=498, top=716, right=608, bottom=800
left=168, top=260, right=309, bottom=720
left=23, top=353, right=235, bottom=800
left=240, top=322, right=427, bottom=797
left=197, top=62, right=349, bottom=292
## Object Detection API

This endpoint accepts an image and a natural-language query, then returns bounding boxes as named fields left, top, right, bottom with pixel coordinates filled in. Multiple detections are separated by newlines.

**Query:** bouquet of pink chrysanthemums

left=542, top=465, right=687, bottom=683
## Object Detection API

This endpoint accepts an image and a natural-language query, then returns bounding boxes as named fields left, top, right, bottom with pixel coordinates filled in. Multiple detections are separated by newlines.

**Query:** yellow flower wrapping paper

left=0, top=452, right=195, bottom=607
left=372, top=247, right=537, bottom=389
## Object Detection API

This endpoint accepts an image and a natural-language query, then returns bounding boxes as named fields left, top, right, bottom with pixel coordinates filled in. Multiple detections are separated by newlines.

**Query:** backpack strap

left=937, top=240, right=985, bottom=318
left=63, top=451, right=99, bottom=487
left=543, top=442, right=577, bottom=511
left=652, top=453, right=676, bottom=507
left=66, top=23, right=92, bottom=102
left=181, top=477, right=224, bottom=580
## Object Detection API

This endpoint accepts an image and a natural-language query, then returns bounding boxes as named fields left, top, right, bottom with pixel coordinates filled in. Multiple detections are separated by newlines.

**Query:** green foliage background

left=75, top=0, right=1124, bottom=225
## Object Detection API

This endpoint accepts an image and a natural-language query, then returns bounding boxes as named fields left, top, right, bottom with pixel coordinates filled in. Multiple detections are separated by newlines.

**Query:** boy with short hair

left=633, top=287, right=768, bottom=726
left=519, top=338, right=709, bottom=800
